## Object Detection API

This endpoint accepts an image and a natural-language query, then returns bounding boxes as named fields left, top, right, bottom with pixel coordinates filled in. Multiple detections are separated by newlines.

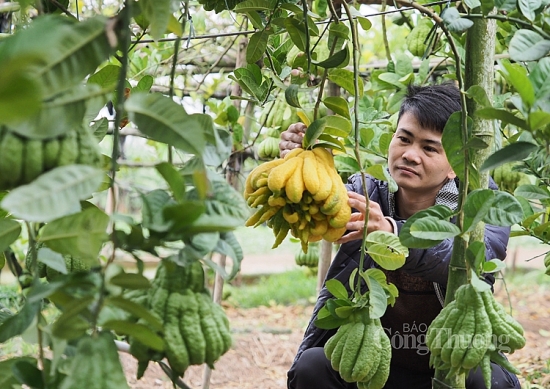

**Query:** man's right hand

left=279, top=122, right=306, bottom=158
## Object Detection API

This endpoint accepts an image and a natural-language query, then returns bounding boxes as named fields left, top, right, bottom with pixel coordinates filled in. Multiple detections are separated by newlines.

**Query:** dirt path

left=121, top=279, right=550, bottom=389
left=121, top=305, right=313, bottom=389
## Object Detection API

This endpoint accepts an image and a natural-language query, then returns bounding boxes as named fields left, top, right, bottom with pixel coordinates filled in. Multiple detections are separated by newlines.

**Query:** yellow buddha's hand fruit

left=244, top=146, right=351, bottom=252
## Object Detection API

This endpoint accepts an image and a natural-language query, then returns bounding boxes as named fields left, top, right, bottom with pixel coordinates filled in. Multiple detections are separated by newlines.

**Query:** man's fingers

left=348, top=198, right=366, bottom=213
left=287, top=122, right=307, bottom=134
left=280, top=132, right=304, bottom=144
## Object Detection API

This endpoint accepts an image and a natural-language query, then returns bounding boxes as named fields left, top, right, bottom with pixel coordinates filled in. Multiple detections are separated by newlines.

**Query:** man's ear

left=447, top=170, right=457, bottom=180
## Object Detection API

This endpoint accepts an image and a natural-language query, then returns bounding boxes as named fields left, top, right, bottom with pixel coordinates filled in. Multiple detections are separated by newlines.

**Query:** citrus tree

left=0, top=0, right=549, bottom=388
left=222, top=0, right=550, bottom=388
left=0, top=1, right=248, bottom=387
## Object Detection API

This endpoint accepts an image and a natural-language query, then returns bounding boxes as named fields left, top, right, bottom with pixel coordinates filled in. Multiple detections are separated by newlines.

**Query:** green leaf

left=518, top=0, right=541, bottom=21
left=363, top=273, right=388, bottom=319
left=285, top=84, right=302, bottom=108
left=480, top=141, right=537, bottom=171
left=315, top=0, right=328, bottom=17
left=334, top=305, right=354, bottom=318
left=52, top=296, right=95, bottom=340
left=0, top=15, right=115, bottom=99
left=314, top=47, right=349, bottom=68
left=0, top=357, right=37, bottom=388
left=324, top=116, right=352, bottom=138
left=483, top=191, right=524, bottom=226
left=328, top=68, right=363, bottom=97
left=325, top=279, right=348, bottom=299
left=281, top=3, right=303, bottom=14
left=214, top=231, right=244, bottom=280
left=166, top=14, right=183, bottom=36
left=109, top=273, right=151, bottom=290
left=364, top=268, right=399, bottom=305
left=172, top=179, right=248, bottom=234
left=377, top=72, right=406, bottom=89
left=313, top=310, right=348, bottom=329
left=365, top=231, right=408, bottom=270
left=441, top=7, right=474, bottom=33
left=323, top=96, right=350, bottom=119
left=326, top=298, right=352, bottom=318
left=245, top=11, right=264, bottom=29
left=316, top=135, right=347, bottom=153
left=12, top=359, right=44, bottom=389
left=141, top=0, right=172, bottom=40
left=59, top=332, right=130, bottom=389
left=304, top=117, right=327, bottom=148
left=334, top=154, right=360, bottom=174
left=467, top=85, right=491, bottom=107
left=500, top=59, right=536, bottom=108
left=36, top=247, right=67, bottom=275
left=203, top=127, right=232, bottom=168
left=482, top=259, right=506, bottom=273
left=356, top=16, right=372, bottom=31
left=91, top=117, right=109, bottom=141
left=464, top=0, right=482, bottom=9
left=141, top=189, right=174, bottom=233
left=466, top=241, right=486, bottom=272
left=442, top=112, right=467, bottom=183
left=521, top=211, right=542, bottom=229
left=26, top=278, right=68, bottom=303
left=463, top=189, right=494, bottom=232
left=528, top=111, right=550, bottom=131
left=233, top=0, right=275, bottom=13
left=365, top=165, right=397, bottom=193
left=284, top=17, right=307, bottom=51
left=0, top=165, right=103, bottom=223
left=103, top=320, right=164, bottom=351
left=88, top=64, right=120, bottom=90
left=495, top=0, right=517, bottom=10
left=529, top=57, right=550, bottom=99
left=480, top=0, right=496, bottom=14
left=409, top=216, right=461, bottom=240
left=134, top=75, right=154, bottom=92
left=360, top=127, right=374, bottom=148
left=156, top=162, right=186, bottom=203
left=470, top=269, right=491, bottom=292
left=328, top=23, right=349, bottom=48
left=38, top=206, right=109, bottom=262
left=514, top=184, right=550, bottom=200
left=0, top=64, right=42, bottom=126
left=464, top=137, right=489, bottom=150
left=105, top=296, right=163, bottom=332
left=400, top=205, right=456, bottom=249
left=247, top=30, right=270, bottom=64
left=0, top=219, right=21, bottom=253
left=126, top=92, right=207, bottom=155
left=9, top=84, right=108, bottom=140
left=475, top=107, right=527, bottom=129
left=0, top=300, right=40, bottom=342
left=230, top=64, right=269, bottom=102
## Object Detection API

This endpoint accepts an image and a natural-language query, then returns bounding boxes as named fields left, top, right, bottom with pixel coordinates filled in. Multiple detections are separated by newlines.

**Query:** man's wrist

left=385, top=216, right=398, bottom=235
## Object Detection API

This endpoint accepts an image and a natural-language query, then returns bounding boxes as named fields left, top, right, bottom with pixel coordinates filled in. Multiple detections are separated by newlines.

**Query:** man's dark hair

left=397, top=83, right=462, bottom=133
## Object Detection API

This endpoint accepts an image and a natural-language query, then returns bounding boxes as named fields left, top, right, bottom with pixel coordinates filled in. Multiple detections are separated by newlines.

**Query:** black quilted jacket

left=287, top=173, right=510, bottom=377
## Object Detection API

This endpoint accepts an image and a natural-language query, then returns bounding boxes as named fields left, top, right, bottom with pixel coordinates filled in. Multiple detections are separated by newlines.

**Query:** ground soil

left=121, top=277, right=550, bottom=389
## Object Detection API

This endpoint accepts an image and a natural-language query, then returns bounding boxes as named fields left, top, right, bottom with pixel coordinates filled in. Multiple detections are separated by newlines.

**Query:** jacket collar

left=388, top=178, right=459, bottom=219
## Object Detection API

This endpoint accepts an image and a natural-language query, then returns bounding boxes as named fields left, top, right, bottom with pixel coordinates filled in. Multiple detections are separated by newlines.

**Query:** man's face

left=388, top=112, right=456, bottom=193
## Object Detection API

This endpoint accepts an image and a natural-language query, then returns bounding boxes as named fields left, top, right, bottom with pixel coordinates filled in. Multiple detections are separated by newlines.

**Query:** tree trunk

left=432, top=13, right=496, bottom=389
